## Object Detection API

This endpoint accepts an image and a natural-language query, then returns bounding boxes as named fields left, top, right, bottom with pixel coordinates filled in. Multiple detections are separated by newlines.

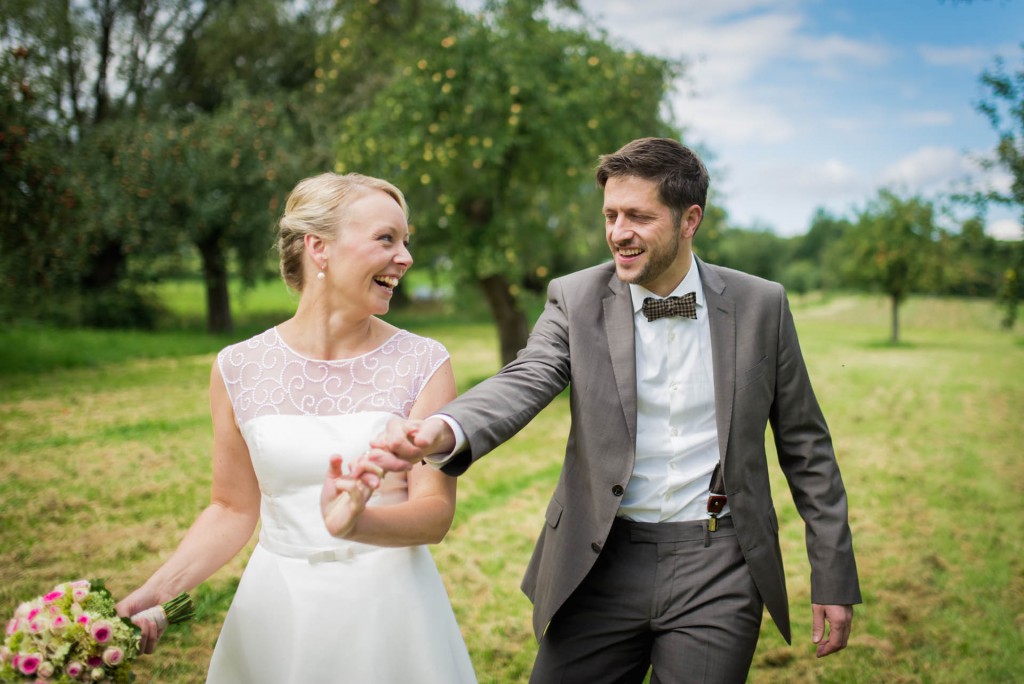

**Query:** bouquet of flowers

left=1, top=579, right=193, bottom=682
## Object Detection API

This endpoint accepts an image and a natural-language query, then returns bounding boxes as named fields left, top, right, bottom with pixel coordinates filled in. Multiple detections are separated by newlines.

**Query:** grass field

left=1, top=286, right=1021, bottom=683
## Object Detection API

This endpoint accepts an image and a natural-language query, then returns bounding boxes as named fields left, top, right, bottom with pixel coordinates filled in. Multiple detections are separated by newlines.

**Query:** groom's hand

left=812, top=603, right=853, bottom=657
left=368, top=417, right=456, bottom=470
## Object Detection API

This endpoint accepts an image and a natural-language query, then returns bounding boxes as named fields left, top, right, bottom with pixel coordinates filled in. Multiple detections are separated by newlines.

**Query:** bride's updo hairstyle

left=277, top=172, right=409, bottom=292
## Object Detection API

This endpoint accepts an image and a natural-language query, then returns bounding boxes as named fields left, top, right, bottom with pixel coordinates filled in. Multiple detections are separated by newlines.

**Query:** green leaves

left=331, top=1, right=678, bottom=276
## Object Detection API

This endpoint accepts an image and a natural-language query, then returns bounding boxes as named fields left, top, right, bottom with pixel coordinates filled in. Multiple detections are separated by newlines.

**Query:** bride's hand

left=320, top=455, right=379, bottom=538
left=116, top=588, right=168, bottom=654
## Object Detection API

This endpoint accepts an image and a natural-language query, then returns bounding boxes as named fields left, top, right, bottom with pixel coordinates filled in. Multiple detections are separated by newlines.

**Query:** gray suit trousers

left=530, top=517, right=762, bottom=684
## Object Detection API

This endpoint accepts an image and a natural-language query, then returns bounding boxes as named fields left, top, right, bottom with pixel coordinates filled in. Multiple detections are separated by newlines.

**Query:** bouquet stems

left=160, top=592, right=195, bottom=625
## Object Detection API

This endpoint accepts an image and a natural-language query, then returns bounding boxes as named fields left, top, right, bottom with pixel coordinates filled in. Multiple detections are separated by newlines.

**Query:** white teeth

left=619, top=248, right=643, bottom=256
left=374, top=276, right=399, bottom=288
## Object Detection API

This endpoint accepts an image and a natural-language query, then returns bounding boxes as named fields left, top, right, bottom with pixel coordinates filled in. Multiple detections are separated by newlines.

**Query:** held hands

left=812, top=603, right=853, bottom=657
left=365, top=417, right=456, bottom=471
left=320, top=455, right=382, bottom=538
left=321, top=417, right=455, bottom=536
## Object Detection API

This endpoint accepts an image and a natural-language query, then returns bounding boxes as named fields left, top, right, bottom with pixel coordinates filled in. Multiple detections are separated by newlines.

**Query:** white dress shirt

left=619, top=254, right=727, bottom=522
left=433, top=254, right=728, bottom=523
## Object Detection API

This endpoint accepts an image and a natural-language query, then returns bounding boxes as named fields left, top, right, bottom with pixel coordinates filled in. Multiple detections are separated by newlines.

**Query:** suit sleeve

left=440, top=278, right=573, bottom=476
left=770, top=290, right=862, bottom=606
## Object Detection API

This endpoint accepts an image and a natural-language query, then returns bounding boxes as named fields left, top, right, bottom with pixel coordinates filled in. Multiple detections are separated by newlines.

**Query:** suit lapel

left=698, top=259, right=736, bottom=468
left=602, top=272, right=638, bottom=449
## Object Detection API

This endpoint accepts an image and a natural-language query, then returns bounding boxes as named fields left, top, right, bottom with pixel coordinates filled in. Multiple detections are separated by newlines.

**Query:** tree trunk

left=890, top=293, right=900, bottom=344
left=197, top=236, right=233, bottom=334
left=479, top=273, right=529, bottom=366
left=93, top=0, right=116, bottom=124
left=82, top=237, right=125, bottom=289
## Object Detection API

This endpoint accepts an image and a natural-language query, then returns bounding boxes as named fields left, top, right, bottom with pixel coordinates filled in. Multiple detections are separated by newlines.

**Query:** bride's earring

left=317, top=260, right=327, bottom=281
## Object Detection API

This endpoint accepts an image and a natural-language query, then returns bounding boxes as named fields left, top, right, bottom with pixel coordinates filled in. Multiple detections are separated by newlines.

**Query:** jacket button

left=591, top=542, right=602, bottom=553
left=611, top=485, right=624, bottom=496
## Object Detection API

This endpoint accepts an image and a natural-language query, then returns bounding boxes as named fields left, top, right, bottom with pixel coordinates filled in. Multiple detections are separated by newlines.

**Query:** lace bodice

left=217, top=327, right=449, bottom=426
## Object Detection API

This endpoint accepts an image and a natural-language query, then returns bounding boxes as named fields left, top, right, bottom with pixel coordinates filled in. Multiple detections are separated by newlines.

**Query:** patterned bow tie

left=642, top=292, right=697, bottom=321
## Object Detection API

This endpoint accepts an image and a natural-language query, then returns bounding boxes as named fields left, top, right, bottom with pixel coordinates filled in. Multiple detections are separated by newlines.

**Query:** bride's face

left=325, top=191, right=412, bottom=315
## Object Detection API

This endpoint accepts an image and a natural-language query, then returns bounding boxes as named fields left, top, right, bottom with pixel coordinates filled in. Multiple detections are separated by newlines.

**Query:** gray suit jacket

left=441, top=258, right=861, bottom=642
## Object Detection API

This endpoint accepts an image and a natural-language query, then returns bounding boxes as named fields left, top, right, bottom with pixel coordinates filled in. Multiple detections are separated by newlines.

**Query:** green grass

left=1, top=291, right=1021, bottom=683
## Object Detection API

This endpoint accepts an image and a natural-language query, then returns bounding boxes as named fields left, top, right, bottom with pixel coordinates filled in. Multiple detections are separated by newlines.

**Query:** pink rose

left=90, top=620, right=113, bottom=644
left=66, top=661, right=85, bottom=678
left=28, top=619, right=47, bottom=634
left=77, top=614, right=90, bottom=627
left=69, top=580, right=90, bottom=602
left=43, top=590, right=64, bottom=604
left=5, top=618, right=18, bottom=636
left=18, top=653, right=41, bottom=675
left=50, top=615, right=70, bottom=631
left=26, top=607, right=41, bottom=622
left=102, top=647, right=124, bottom=666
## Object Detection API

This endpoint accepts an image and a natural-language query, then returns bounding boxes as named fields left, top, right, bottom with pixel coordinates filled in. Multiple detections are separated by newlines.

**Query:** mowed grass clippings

left=1, top=294, right=1021, bottom=683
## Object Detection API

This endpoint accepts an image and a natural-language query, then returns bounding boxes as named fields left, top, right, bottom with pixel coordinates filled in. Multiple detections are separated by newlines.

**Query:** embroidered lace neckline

left=272, top=326, right=402, bottom=365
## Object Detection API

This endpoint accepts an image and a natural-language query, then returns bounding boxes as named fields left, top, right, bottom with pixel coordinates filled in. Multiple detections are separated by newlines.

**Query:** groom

left=373, top=137, right=860, bottom=682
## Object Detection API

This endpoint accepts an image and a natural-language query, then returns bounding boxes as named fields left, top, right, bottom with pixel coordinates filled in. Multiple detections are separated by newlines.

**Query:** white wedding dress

left=206, top=327, right=476, bottom=683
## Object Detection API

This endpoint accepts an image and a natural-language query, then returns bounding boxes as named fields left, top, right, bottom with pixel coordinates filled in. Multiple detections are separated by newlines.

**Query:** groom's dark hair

left=596, top=137, right=709, bottom=227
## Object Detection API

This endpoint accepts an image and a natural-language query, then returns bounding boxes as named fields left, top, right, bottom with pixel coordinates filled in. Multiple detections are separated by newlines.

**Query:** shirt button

left=671, top=428, right=679, bottom=436
left=612, top=485, right=624, bottom=496
left=669, top=333, right=676, bottom=342
left=591, top=542, right=602, bottom=553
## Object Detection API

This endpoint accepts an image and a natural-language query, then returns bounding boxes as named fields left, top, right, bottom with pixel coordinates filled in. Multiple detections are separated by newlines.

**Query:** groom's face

left=603, top=175, right=694, bottom=297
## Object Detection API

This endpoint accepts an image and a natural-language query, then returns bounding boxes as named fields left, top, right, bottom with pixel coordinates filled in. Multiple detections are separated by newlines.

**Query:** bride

left=117, top=172, right=477, bottom=683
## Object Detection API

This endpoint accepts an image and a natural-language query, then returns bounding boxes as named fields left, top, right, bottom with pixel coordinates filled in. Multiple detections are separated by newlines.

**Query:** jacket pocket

left=736, top=355, right=769, bottom=391
left=545, top=497, right=564, bottom=528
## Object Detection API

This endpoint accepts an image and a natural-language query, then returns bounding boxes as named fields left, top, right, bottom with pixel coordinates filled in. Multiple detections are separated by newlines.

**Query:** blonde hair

left=277, top=172, right=409, bottom=291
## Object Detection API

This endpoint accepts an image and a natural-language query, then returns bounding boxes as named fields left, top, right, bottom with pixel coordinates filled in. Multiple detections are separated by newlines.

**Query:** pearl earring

left=317, top=261, right=326, bottom=281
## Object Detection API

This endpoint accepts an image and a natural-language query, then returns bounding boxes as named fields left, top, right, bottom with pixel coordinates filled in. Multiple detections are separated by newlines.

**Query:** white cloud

left=670, top=90, right=796, bottom=146
left=879, top=146, right=972, bottom=190
left=918, top=44, right=995, bottom=69
left=825, top=116, right=874, bottom=133
left=581, top=0, right=890, bottom=150
left=714, top=157, right=871, bottom=234
left=795, top=33, right=889, bottom=72
left=901, top=110, right=956, bottom=127
left=987, top=218, right=1023, bottom=241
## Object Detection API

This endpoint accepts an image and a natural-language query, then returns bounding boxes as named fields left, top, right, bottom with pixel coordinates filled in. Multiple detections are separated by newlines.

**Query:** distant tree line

left=1, top=1, right=1021, bottom=351
left=701, top=190, right=1019, bottom=343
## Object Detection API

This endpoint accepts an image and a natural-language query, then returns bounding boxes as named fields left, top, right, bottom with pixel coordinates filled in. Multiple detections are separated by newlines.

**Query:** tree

left=973, top=45, right=1024, bottom=328
left=1, top=0, right=330, bottom=329
left=108, top=95, right=302, bottom=333
left=328, top=0, right=680, bottom=364
left=0, top=0, right=216, bottom=324
left=839, top=190, right=940, bottom=344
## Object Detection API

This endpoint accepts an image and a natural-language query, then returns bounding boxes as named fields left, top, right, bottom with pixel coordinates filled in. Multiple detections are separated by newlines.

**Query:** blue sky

left=578, top=0, right=1024, bottom=238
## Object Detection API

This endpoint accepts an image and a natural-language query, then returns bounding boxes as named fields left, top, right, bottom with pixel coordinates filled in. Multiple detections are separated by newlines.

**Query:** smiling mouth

left=374, top=275, right=399, bottom=291
left=618, top=247, right=644, bottom=258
